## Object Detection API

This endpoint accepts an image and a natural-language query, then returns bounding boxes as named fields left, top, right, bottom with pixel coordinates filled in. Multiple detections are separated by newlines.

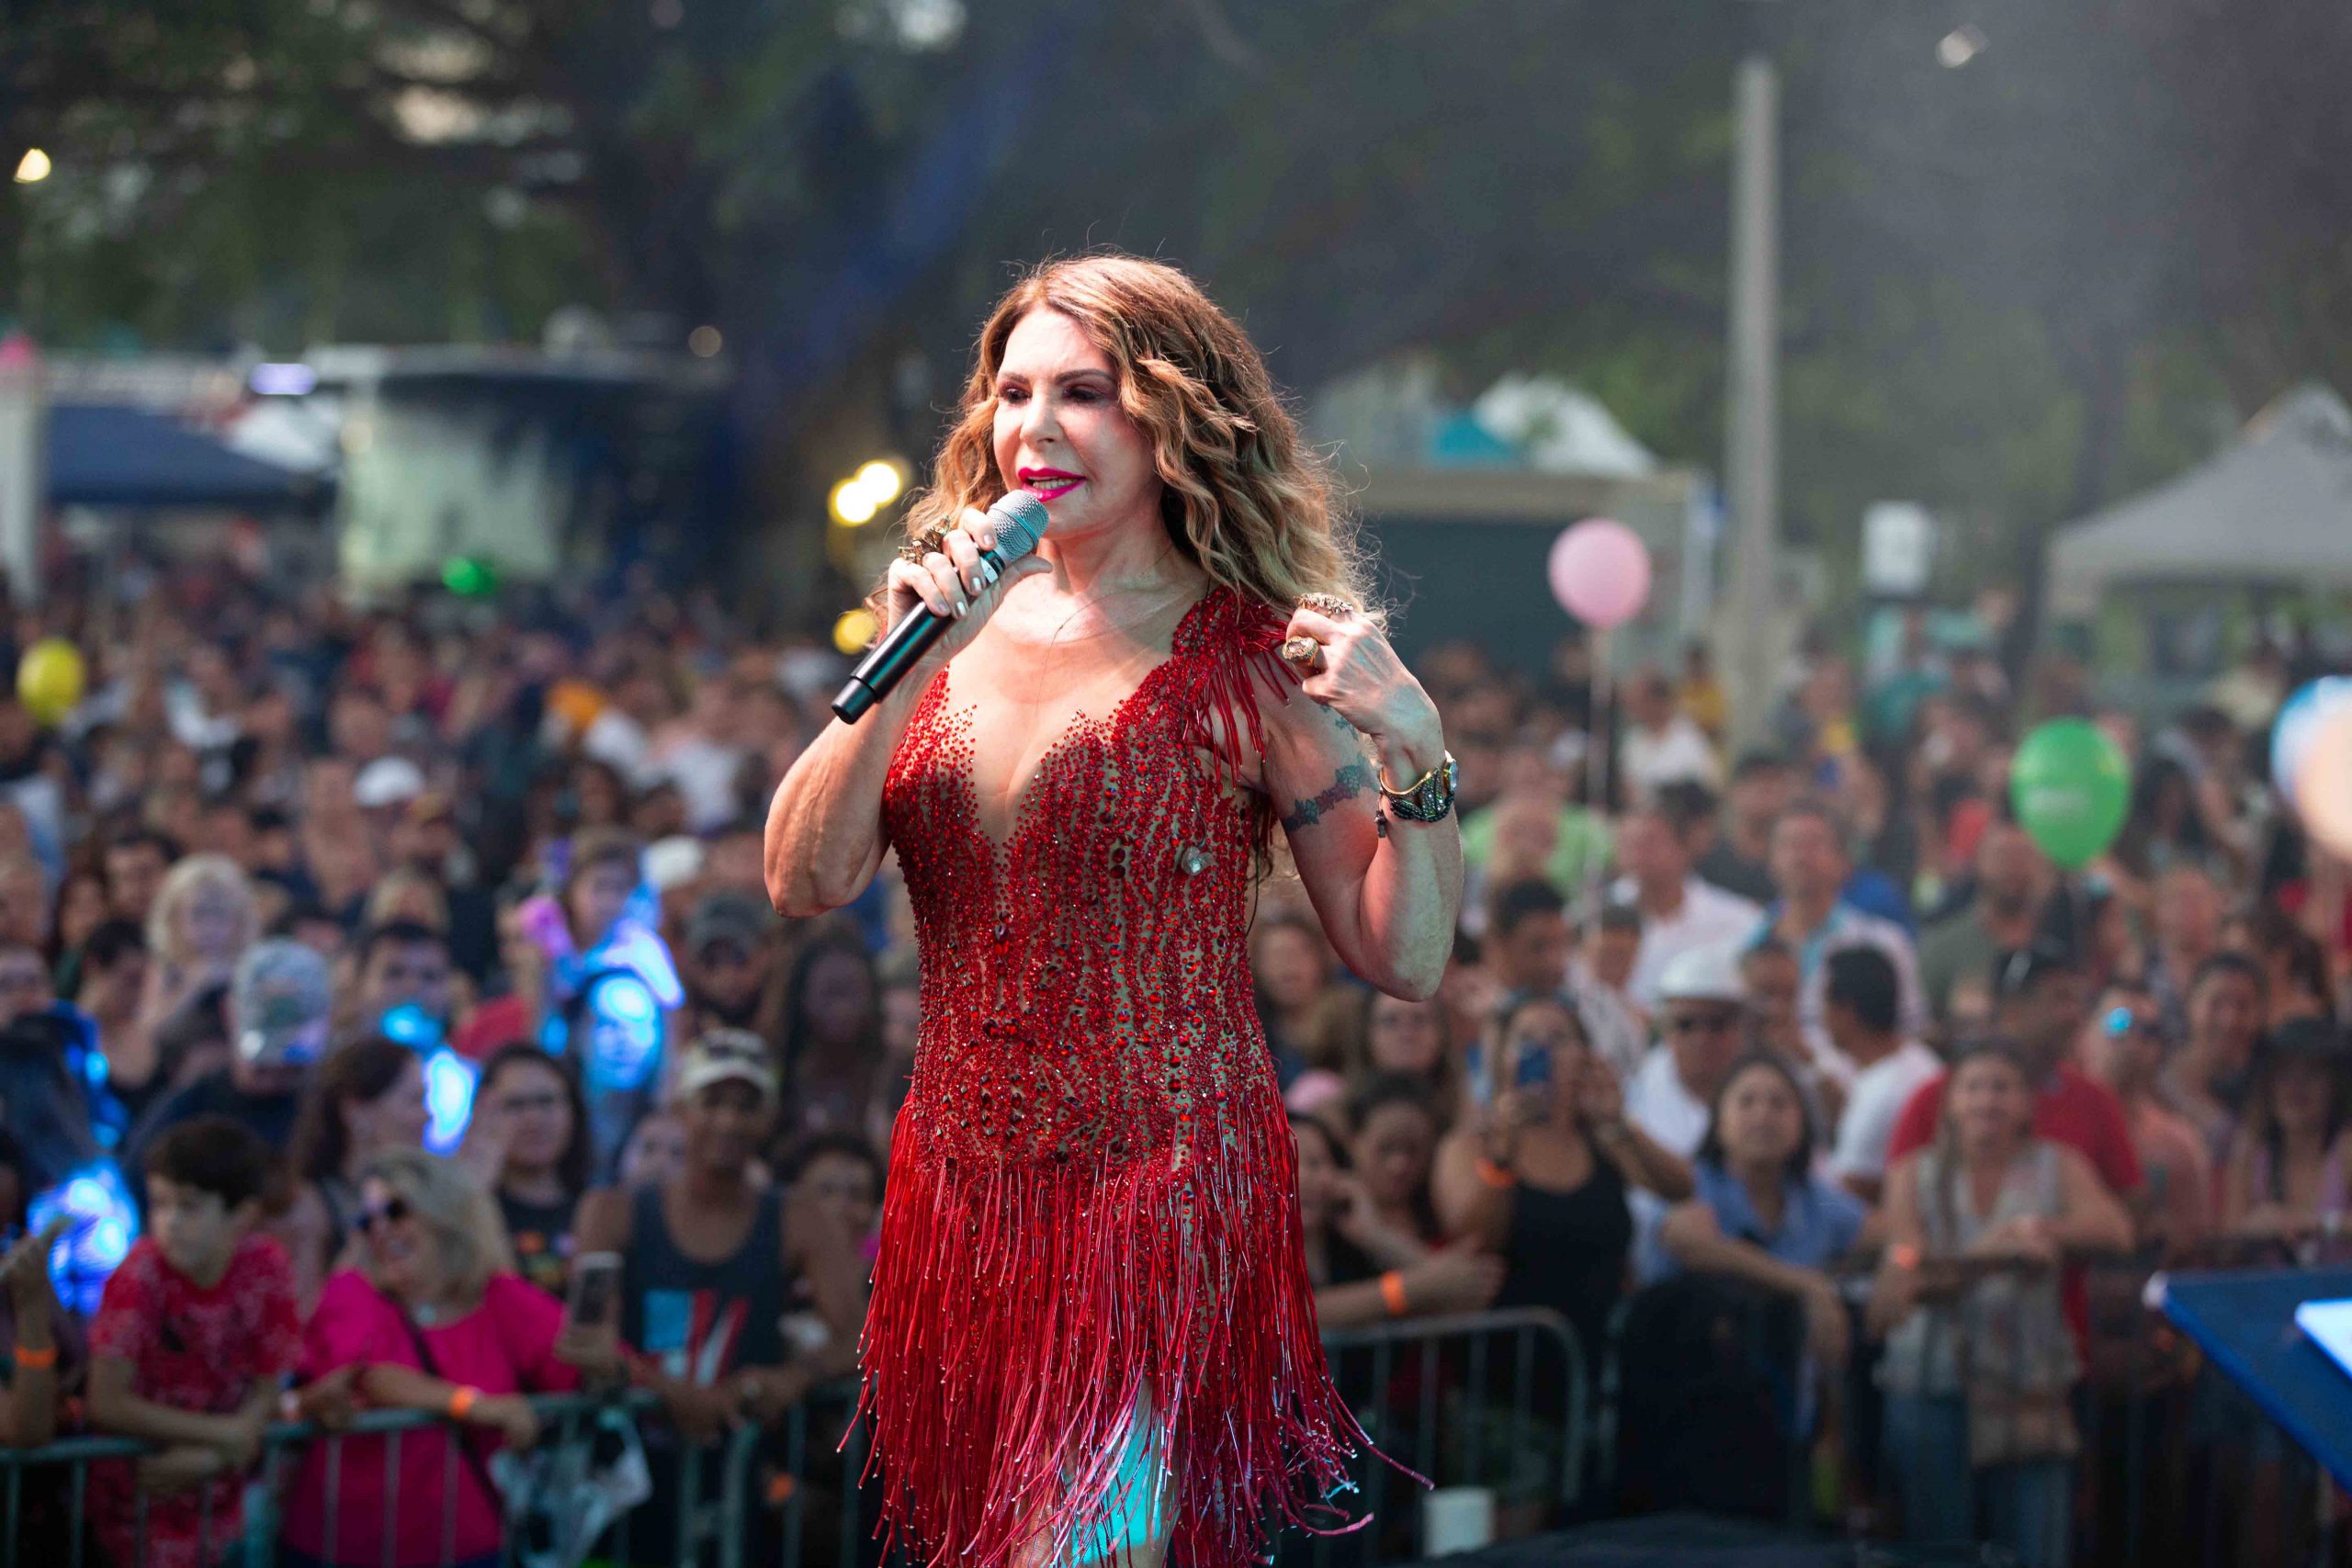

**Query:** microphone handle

left=831, top=538, right=1021, bottom=724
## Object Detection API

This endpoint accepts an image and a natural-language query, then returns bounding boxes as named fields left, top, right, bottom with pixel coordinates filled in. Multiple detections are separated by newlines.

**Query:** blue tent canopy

left=45, top=403, right=324, bottom=511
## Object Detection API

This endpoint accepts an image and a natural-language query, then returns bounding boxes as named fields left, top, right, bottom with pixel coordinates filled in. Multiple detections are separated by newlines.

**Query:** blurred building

left=1308, top=360, right=1804, bottom=676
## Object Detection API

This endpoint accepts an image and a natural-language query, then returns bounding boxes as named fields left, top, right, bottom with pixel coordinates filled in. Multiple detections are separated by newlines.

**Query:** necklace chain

left=1027, top=549, right=1195, bottom=649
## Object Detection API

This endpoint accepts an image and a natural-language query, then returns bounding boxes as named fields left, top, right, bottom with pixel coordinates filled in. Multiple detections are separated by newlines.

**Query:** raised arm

left=1261, top=604, right=1462, bottom=1000
left=764, top=511, right=1050, bottom=916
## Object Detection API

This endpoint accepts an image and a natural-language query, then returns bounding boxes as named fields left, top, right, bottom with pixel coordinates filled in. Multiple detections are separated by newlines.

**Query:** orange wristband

left=1890, top=1243, right=1922, bottom=1271
left=447, top=1385, right=479, bottom=1421
left=1475, top=1158, right=1517, bottom=1190
left=13, top=1343, right=57, bottom=1370
left=1379, top=1270, right=1409, bottom=1317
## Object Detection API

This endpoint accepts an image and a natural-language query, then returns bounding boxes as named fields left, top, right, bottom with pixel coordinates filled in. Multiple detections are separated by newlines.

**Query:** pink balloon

left=1548, top=519, right=1652, bottom=629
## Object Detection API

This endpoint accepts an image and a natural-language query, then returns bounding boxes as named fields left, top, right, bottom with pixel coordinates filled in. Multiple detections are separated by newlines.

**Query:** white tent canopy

left=2047, top=382, right=2352, bottom=616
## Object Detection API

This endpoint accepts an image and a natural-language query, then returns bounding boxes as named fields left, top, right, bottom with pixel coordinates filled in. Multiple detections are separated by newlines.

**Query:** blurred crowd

left=0, top=544, right=2346, bottom=1568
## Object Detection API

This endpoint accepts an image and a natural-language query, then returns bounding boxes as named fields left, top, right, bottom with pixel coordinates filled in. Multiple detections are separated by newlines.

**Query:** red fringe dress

left=856, top=586, right=1401, bottom=1568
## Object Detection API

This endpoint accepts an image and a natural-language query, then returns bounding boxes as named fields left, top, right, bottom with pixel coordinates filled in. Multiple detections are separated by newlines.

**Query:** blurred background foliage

left=5, top=0, right=2350, bottom=582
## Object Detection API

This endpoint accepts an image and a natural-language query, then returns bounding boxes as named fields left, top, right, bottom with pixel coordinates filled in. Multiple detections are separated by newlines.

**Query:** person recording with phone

left=285, top=1146, right=624, bottom=1568
left=1433, top=991, right=1690, bottom=1385
left=571, top=1032, right=866, bottom=1566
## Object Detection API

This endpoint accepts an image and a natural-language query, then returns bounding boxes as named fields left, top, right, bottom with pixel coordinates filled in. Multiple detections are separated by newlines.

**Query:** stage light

left=833, top=608, right=879, bottom=655
left=250, top=362, right=318, bottom=396
left=688, top=324, right=722, bottom=357
left=1937, top=25, right=1987, bottom=68
left=854, top=458, right=907, bottom=506
left=831, top=479, right=880, bottom=525
left=14, top=149, right=50, bottom=184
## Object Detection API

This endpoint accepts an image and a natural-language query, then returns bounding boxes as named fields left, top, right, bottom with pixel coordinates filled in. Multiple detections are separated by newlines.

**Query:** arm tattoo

left=1282, top=761, right=1375, bottom=834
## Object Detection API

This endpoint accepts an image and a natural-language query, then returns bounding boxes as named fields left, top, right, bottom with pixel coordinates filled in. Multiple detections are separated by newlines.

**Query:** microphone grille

left=992, top=491, right=1051, bottom=558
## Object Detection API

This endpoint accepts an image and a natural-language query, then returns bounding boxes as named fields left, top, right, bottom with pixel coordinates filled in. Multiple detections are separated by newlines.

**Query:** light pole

left=1722, top=14, right=1782, bottom=749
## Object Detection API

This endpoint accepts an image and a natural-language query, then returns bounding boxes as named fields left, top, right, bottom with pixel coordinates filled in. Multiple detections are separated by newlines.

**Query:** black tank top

left=618, top=1181, right=790, bottom=1384
left=1493, top=1147, right=1632, bottom=1382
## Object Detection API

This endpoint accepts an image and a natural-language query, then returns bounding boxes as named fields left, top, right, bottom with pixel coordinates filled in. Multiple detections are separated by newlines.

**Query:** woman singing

left=764, top=254, right=1463, bottom=1568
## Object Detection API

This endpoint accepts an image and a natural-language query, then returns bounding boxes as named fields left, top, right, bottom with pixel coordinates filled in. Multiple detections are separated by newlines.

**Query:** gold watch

left=1378, top=750, right=1458, bottom=823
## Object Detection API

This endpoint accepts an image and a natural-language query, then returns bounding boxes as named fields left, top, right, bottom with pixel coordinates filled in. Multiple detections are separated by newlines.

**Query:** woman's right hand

left=1404, top=1247, right=1507, bottom=1315
left=1968, top=1215, right=2059, bottom=1266
left=660, top=1379, right=743, bottom=1446
left=879, top=507, right=1053, bottom=671
left=471, top=1393, right=541, bottom=1450
left=1801, top=1277, right=1851, bottom=1369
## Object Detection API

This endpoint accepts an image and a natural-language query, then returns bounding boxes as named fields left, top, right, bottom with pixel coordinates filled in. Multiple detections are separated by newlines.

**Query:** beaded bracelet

left=1379, top=1270, right=1410, bottom=1317
left=13, top=1343, right=57, bottom=1370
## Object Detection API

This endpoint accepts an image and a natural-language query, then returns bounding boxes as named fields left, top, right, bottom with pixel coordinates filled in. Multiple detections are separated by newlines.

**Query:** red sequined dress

left=856, top=585, right=1395, bottom=1568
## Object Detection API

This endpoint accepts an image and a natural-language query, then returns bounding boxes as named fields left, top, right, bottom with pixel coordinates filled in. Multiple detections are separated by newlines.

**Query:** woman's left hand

left=1329, top=1173, right=1382, bottom=1245
left=554, top=1322, right=626, bottom=1383
left=1282, top=604, right=1444, bottom=770
left=1570, top=1056, right=1624, bottom=1130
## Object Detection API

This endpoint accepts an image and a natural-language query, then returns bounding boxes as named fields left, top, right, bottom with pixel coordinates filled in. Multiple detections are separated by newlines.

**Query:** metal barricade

left=1291, top=1308, right=1588, bottom=1568
left=0, top=1385, right=863, bottom=1568
left=1851, top=1249, right=2341, bottom=1568
left=0, top=1315, right=1589, bottom=1568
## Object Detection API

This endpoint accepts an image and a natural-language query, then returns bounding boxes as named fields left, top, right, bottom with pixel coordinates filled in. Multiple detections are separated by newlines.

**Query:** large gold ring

left=897, top=521, right=954, bottom=565
left=1280, top=635, right=1324, bottom=671
left=1297, top=592, right=1357, bottom=617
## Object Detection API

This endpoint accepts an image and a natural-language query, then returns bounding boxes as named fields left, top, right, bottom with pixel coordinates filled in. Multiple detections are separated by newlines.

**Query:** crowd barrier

left=0, top=1310, right=1587, bottom=1568
left=1603, top=1248, right=2348, bottom=1568
left=8, top=1273, right=2341, bottom=1568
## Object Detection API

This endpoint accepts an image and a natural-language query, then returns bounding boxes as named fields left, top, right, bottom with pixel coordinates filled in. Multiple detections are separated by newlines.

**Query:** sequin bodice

left=882, top=587, right=1285, bottom=1169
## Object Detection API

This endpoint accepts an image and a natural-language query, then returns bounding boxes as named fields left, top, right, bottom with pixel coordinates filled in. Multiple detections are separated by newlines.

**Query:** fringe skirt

left=850, top=1094, right=1404, bottom=1568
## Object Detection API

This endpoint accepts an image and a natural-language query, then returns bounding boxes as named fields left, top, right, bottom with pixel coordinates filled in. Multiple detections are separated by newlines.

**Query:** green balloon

left=2010, top=719, right=2130, bottom=869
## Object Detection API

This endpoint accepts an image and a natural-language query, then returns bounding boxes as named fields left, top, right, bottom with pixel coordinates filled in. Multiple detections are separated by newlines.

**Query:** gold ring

left=897, top=521, right=955, bottom=565
left=1297, top=592, right=1357, bottom=617
left=1280, top=635, right=1323, bottom=670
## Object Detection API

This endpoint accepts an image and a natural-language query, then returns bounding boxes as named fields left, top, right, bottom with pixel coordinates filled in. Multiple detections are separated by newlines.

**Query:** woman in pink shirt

left=283, top=1147, right=621, bottom=1568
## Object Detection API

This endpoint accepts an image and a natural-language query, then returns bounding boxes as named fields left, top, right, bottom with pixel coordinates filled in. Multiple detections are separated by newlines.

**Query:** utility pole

left=1723, top=37, right=1782, bottom=748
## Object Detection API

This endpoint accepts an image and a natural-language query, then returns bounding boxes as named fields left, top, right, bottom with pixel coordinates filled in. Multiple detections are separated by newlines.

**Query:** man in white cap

left=1624, top=942, right=1750, bottom=1159
left=573, top=1029, right=866, bottom=1563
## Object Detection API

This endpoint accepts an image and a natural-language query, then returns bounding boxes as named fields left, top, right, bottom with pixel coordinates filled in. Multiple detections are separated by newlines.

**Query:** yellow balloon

left=2297, top=702, right=2352, bottom=861
left=16, top=637, right=86, bottom=727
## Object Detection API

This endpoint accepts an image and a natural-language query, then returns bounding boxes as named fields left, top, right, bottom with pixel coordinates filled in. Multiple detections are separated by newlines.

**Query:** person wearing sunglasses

left=283, top=1146, right=623, bottom=1568
left=2078, top=982, right=2209, bottom=1258
left=1625, top=944, right=1754, bottom=1161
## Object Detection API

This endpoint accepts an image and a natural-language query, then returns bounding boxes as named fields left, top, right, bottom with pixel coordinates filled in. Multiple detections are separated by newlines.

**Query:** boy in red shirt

left=86, top=1116, right=301, bottom=1568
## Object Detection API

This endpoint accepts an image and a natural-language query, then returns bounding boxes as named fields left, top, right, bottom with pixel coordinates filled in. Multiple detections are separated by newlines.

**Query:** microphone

left=831, top=490, right=1051, bottom=724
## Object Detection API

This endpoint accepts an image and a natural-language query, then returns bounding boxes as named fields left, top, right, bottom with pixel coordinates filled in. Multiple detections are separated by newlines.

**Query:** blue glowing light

left=28, top=1160, right=141, bottom=1315
left=584, top=973, right=662, bottom=1092
left=424, top=1047, right=479, bottom=1156
left=380, top=1002, right=447, bottom=1051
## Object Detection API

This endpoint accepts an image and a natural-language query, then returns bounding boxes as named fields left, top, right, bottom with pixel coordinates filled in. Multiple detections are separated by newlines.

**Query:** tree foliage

left=5, top=0, right=2350, bottom=609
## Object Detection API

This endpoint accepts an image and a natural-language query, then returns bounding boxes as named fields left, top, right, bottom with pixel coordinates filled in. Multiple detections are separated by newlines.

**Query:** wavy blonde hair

left=147, top=853, right=259, bottom=972
left=359, top=1146, right=514, bottom=1301
left=899, top=254, right=1374, bottom=619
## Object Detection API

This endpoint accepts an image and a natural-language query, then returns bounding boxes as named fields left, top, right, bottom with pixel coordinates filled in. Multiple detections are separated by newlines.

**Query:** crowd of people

left=0, top=546, right=2346, bottom=1568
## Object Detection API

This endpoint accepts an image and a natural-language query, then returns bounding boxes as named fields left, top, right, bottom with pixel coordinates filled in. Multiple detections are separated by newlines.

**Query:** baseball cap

left=687, top=888, right=775, bottom=956
left=232, top=939, right=333, bottom=1066
left=1657, top=942, right=1746, bottom=1006
left=354, top=756, right=427, bottom=810
left=643, top=835, right=707, bottom=892
left=673, top=1029, right=779, bottom=1105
